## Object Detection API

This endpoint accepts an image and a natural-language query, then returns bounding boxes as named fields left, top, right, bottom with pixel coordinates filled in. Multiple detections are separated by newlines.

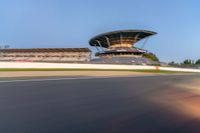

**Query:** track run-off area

left=1, top=74, right=200, bottom=133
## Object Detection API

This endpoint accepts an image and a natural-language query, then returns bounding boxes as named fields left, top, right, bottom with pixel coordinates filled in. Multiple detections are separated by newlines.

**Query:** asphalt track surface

left=1, top=74, right=200, bottom=133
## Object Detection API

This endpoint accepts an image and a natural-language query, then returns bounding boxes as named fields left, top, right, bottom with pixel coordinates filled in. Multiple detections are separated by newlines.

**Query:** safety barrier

left=0, top=62, right=200, bottom=73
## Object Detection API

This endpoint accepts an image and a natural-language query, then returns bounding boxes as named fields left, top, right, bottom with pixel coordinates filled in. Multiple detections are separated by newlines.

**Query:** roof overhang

left=89, top=29, right=157, bottom=48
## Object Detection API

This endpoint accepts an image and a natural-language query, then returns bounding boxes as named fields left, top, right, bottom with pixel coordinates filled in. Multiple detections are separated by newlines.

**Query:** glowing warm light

left=149, top=79, right=200, bottom=119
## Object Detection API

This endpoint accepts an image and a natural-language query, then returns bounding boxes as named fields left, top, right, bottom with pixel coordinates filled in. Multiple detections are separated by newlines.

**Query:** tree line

left=169, top=59, right=200, bottom=67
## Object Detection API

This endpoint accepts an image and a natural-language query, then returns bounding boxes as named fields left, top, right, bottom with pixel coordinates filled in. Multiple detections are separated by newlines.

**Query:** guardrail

left=0, top=62, right=200, bottom=72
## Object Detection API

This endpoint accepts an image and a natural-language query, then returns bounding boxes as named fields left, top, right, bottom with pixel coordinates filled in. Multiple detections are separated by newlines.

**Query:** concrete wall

left=0, top=62, right=200, bottom=72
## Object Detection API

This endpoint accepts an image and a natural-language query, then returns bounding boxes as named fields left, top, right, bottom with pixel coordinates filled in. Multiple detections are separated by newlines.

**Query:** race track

left=0, top=74, right=200, bottom=133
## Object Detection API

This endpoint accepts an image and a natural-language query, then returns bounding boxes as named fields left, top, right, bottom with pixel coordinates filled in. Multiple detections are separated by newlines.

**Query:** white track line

left=0, top=74, right=163, bottom=83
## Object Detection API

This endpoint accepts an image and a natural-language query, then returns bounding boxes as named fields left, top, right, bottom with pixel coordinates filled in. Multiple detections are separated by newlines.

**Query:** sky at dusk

left=0, top=0, right=200, bottom=62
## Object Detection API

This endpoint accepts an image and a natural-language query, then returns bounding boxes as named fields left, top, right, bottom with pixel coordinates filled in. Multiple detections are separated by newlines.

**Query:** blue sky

left=0, top=0, right=200, bottom=62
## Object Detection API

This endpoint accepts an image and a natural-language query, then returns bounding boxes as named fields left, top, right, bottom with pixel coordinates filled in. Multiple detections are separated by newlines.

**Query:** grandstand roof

left=89, top=30, right=157, bottom=48
left=0, top=48, right=91, bottom=53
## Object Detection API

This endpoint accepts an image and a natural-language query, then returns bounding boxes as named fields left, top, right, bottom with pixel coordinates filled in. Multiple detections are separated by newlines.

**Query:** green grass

left=0, top=68, right=190, bottom=73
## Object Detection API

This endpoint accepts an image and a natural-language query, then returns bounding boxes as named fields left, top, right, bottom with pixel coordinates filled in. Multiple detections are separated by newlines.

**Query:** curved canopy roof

left=89, top=30, right=157, bottom=48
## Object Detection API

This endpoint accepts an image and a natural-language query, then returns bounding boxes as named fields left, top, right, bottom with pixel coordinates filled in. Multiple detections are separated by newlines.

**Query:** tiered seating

left=0, top=48, right=91, bottom=62
left=90, top=56, right=158, bottom=65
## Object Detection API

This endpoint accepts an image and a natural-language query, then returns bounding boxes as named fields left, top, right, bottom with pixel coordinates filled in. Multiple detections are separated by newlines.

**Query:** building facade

left=89, top=30, right=156, bottom=57
left=89, top=30, right=159, bottom=65
left=0, top=48, right=91, bottom=62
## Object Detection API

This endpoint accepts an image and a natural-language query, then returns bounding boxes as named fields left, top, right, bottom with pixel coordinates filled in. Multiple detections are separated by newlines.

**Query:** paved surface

left=0, top=71, right=148, bottom=78
left=0, top=74, right=200, bottom=133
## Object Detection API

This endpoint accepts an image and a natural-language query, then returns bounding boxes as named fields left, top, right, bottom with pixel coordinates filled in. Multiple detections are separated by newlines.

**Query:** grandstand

left=89, top=30, right=159, bottom=65
left=0, top=48, right=91, bottom=62
left=0, top=29, right=159, bottom=64
left=91, top=57, right=158, bottom=65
